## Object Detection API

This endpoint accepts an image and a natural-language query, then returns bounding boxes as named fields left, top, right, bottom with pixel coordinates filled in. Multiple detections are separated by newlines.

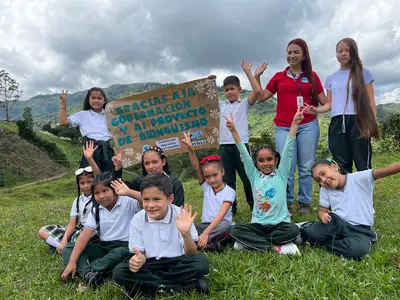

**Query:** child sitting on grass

left=181, top=130, right=235, bottom=250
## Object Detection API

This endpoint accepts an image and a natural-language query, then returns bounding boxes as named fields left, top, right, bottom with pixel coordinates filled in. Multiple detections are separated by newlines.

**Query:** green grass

left=1, top=153, right=400, bottom=299
left=0, top=121, right=18, bottom=134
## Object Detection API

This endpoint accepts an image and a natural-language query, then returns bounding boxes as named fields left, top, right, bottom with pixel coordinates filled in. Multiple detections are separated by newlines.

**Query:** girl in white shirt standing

left=304, top=38, right=379, bottom=173
left=59, top=88, right=114, bottom=173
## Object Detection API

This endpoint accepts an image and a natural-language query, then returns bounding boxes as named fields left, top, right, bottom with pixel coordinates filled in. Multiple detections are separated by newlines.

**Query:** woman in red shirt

left=255, top=38, right=327, bottom=215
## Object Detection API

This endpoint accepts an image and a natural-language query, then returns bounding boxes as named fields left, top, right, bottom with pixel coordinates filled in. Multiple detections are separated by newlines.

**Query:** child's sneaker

left=233, top=241, right=246, bottom=250
left=48, top=246, right=57, bottom=255
left=275, top=242, right=301, bottom=256
left=184, top=278, right=209, bottom=294
left=84, top=271, right=104, bottom=286
left=295, top=221, right=308, bottom=228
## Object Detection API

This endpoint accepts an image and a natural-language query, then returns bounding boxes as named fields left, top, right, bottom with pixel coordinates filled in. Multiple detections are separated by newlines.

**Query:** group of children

left=37, top=37, right=400, bottom=296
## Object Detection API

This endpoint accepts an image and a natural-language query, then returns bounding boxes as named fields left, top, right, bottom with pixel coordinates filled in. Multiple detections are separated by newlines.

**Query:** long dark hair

left=83, top=87, right=108, bottom=110
left=75, top=170, right=94, bottom=224
left=287, top=38, right=319, bottom=106
left=141, top=146, right=171, bottom=176
left=337, top=38, right=379, bottom=139
left=90, top=172, right=116, bottom=233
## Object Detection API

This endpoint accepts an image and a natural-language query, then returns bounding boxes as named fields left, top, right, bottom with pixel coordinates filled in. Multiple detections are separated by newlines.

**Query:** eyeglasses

left=75, top=166, right=93, bottom=176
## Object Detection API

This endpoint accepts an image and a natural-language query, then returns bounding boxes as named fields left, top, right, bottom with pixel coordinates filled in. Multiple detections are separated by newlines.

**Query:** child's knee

left=38, top=229, right=48, bottom=240
left=112, top=262, right=128, bottom=284
left=191, top=254, right=209, bottom=277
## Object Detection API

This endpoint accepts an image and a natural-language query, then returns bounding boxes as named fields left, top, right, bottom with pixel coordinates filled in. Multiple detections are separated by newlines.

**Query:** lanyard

left=289, top=69, right=303, bottom=96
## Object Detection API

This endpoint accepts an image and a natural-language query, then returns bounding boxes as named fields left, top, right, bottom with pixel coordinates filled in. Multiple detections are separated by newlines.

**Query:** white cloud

left=0, top=0, right=399, bottom=101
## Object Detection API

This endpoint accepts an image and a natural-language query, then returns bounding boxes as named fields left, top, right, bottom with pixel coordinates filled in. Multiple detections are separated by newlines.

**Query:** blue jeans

left=275, top=118, right=320, bottom=205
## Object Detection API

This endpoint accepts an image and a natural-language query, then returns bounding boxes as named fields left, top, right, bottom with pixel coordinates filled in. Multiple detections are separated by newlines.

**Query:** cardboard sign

left=105, top=78, right=220, bottom=167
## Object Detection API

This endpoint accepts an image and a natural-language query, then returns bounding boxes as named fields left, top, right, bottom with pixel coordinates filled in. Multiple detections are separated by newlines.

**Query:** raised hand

left=129, top=247, right=146, bottom=272
left=111, top=179, right=131, bottom=196
left=176, top=203, right=197, bottom=236
left=112, top=147, right=123, bottom=170
left=302, top=103, right=319, bottom=114
left=223, top=113, right=236, bottom=132
left=82, top=140, right=98, bottom=160
left=181, top=131, right=192, bottom=149
left=61, top=262, right=77, bottom=280
left=292, top=107, right=305, bottom=125
left=254, top=62, right=268, bottom=77
left=60, top=90, right=68, bottom=108
left=241, top=61, right=252, bottom=73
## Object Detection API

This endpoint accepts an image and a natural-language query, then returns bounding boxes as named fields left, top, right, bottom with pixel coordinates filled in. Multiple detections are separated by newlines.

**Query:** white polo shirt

left=319, top=169, right=375, bottom=226
left=129, top=205, right=198, bottom=260
left=70, top=194, right=93, bottom=226
left=219, top=98, right=251, bottom=144
left=68, top=109, right=112, bottom=141
left=85, top=196, right=141, bottom=241
left=201, top=182, right=235, bottom=223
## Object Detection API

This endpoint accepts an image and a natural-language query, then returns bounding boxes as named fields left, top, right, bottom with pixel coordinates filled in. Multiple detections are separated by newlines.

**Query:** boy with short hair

left=217, top=61, right=261, bottom=215
left=112, top=173, right=209, bottom=296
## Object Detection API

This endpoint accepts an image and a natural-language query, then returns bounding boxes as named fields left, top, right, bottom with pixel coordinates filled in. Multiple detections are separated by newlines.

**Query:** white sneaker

left=233, top=241, right=246, bottom=250
left=275, top=242, right=301, bottom=256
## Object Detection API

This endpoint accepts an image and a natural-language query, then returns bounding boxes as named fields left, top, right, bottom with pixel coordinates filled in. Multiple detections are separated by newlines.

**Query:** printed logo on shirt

left=301, top=77, right=309, bottom=83
left=259, top=200, right=271, bottom=212
left=264, top=188, right=276, bottom=199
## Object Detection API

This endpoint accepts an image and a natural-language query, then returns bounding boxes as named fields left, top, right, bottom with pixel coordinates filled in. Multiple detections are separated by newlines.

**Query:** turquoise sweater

left=236, top=135, right=295, bottom=225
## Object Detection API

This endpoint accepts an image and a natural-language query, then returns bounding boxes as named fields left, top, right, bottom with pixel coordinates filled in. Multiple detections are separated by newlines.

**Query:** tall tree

left=0, top=70, right=23, bottom=121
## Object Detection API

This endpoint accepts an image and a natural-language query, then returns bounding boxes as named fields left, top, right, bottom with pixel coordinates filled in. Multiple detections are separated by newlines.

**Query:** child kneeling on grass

left=181, top=131, right=235, bottom=251
left=112, top=173, right=209, bottom=296
left=225, top=108, right=304, bottom=255
left=299, top=158, right=400, bottom=260
left=61, top=172, right=141, bottom=286
left=38, top=166, right=95, bottom=255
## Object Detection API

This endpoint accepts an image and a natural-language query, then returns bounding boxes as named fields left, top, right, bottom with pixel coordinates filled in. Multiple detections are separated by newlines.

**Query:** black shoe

left=184, top=278, right=209, bottom=294
left=84, top=271, right=104, bottom=286
left=48, top=246, right=57, bottom=255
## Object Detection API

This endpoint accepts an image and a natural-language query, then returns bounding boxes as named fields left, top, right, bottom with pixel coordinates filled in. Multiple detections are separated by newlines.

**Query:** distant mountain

left=2, top=81, right=399, bottom=127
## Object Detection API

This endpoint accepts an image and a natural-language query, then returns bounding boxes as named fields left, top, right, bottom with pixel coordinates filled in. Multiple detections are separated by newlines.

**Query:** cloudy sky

left=1, top=0, right=399, bottom=103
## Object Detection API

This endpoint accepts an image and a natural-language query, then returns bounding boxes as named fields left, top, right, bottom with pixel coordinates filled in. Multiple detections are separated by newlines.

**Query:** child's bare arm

left=82, top=140, right=101, bottom=175
left=197, top=202, right=232, bottom=249
left=58, top=218, right=77, bottom=254
left=242, top=61, right=261, bottom=105
left=373, top=162, right=400, bottom=180
left=59, top=90, right=70, bottom=126
left=182, top=131, right=204, bottom=184
left=317, top=207, right=331, bottom=224
left=60, top=228, right=93, bottom=280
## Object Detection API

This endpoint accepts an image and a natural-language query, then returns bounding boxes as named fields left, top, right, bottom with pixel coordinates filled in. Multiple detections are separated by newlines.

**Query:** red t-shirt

left=266, top=66, right=324, bottom=127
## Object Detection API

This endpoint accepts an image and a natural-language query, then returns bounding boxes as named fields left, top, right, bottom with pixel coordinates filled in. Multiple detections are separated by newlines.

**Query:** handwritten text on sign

left=105, top=78, right=220, bottom=167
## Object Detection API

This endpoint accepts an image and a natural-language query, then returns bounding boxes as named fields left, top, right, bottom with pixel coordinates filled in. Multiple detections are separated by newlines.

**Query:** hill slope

left=0, top=130, right=68, bottom=187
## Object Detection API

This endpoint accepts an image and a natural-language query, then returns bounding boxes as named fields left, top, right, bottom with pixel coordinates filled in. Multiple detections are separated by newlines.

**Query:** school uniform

left=301, top=170, right=377, bottom=259
left=230, top=136, right=300, bottom=251
left=113, top=170, right=185, bottom=207
left=62, top=196, right=141, bottom=279
left=218, top=98, right=254, bottom=214
left=68, top=109, right=114, bottom=172
left=112, top=205, right=209, bottom=295
left=41, top=194, right=94, bottom=245
left=266, top=67, right=324, bottom=205
left=325, top=68, right=374, bottom=173
left=195, top=182, right=235, bottom=245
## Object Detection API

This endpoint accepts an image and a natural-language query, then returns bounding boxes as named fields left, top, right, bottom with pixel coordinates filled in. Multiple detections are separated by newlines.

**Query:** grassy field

left=1, top=152, right=400, bottom=300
